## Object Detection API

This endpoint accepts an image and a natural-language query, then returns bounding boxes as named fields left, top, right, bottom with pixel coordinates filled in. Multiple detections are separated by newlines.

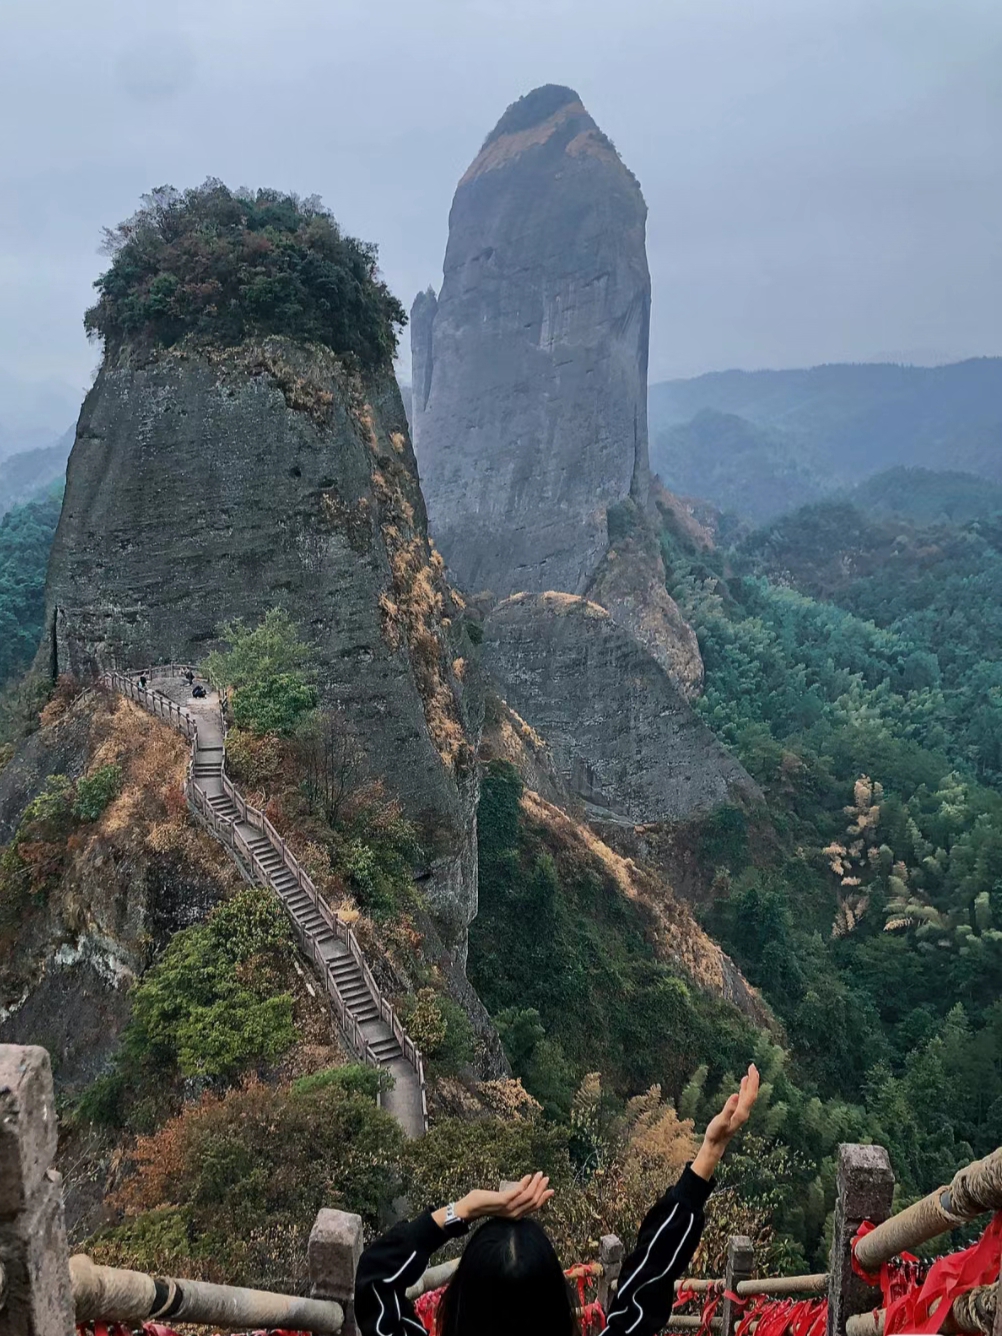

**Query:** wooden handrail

left=106, top=667, right=427, bottom=1120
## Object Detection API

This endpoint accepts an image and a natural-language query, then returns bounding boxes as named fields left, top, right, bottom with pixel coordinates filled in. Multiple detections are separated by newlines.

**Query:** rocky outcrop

left=410, top=84, right=652, bottom=598
left=585, top=498, right=703, bottom=701
left=482, top=592, right=757, bottom=824
left=0, top=690, right=238, bottom=1085
left=43, top=338, right=482, bottom=948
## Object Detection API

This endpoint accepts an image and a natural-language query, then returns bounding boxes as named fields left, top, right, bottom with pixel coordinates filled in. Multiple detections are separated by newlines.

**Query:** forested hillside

left=0, top=488, right=61, bottom=690
left=0, top=429, right=71, bottom=516
left=645, top=486, right=1002, bottom=1256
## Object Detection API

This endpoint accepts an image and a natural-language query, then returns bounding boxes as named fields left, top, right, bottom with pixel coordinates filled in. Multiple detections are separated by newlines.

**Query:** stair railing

left=102, top=668, right=427, bottom=1123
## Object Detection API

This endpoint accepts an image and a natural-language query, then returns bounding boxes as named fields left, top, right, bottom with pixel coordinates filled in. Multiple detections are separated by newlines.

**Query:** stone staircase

left=103, top=667, right=427, bottom=1138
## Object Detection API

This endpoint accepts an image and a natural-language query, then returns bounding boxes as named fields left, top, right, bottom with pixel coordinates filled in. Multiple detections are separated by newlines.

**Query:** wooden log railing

left=70, top=1254, right=344, bottom=1331
left=0, top=1042, right=363, bottom=1334
left=102, top=669, right=428, bottom=1127
left=844, top=1145, right=1002, bottom=1336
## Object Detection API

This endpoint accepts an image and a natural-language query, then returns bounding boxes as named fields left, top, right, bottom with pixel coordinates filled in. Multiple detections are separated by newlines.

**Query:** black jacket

left=354, top=1164, right=712, bottom=1336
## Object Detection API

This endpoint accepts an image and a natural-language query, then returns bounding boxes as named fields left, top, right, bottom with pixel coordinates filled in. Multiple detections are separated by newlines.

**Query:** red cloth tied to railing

left=851, top=1210, right=1002, bottom=1334
left=731, top=1295, right=827, bottom=1336
left=673, top=1283, right=725, bottom=1336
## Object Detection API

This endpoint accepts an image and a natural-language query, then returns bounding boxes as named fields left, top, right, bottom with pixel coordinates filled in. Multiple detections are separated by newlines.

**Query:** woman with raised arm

left=354, top=1062, right=760, bottom=1336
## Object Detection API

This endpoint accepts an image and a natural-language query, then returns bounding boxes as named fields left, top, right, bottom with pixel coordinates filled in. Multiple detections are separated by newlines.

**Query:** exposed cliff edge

left=410, top=84, right=652, bottom=599
left=585, top=497, right=704, bottom=701
left=476, top=697, right=769, bottom=1026
left=43, top=338, right=482, bottom=948
left=482, top=592, right=757, bottom=824
left=0, top=687, right=242, bottom=1083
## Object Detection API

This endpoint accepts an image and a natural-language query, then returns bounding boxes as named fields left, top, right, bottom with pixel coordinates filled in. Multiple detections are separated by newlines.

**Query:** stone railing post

left=721, top=1234, right=755, bottom=1336
left=826, top=1144, right=895, bottom=1336
left=0, top=1045, right=74, bottom=1335
left=597, top=1234, right=624, bottom=1313
left=310, top=1208, right=363, bottom=1336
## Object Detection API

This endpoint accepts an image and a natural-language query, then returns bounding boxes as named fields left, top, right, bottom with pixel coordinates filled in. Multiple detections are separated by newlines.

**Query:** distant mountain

left=0, top=369, right=82, bottom=460
left=650, top=409, right=834, bottom=526
left=0, top=428, right=73, bottom=517
left=648, top=359, right=1002, bottom=519
left=850, top=466, right=1002, bottom=525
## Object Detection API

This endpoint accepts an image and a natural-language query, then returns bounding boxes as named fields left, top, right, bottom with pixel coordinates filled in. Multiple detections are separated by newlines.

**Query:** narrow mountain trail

left=106, top=668, right=427, bottom=1139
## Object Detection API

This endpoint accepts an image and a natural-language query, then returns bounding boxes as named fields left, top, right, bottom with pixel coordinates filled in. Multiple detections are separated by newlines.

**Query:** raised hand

left=458, top=1172, right=554, bottom=1222
left=692, top=1063, right=760, bottom=1180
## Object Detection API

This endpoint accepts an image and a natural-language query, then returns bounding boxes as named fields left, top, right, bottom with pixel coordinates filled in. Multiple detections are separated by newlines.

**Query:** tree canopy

left=84, top=181, right=406, bottom=368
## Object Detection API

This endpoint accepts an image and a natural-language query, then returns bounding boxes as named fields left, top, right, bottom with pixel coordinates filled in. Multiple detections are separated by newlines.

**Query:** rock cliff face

left=43, top=339, right=481, bottom=946
left=482, top=593, right=757, bottom=823
left=411, top=84, right=651, bottom=598
left=584, top=498, right=703, bottom=701
left=0, top=689, right=238, bottom=1085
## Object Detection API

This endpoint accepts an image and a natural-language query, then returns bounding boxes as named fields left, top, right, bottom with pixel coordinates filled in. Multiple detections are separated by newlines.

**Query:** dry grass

left=460, top=99, right=587, bottom=185
left=520, top=789, right=734, bottom=996
left=371, top=453, right=470, bottom=770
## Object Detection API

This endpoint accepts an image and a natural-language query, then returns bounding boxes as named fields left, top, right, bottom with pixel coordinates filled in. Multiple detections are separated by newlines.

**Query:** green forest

left=0, top=489, right=61, bottom=690
left=469, top=468, right=1002, bottom=1267
left=667, top=478, right=1002, bottom=1225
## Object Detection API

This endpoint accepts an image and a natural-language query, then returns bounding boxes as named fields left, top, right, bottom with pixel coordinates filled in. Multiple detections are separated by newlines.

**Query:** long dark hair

left=437, top=1218, right=579, bottom=1336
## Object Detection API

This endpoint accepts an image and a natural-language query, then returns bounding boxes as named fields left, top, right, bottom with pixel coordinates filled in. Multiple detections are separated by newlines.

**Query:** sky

left=2, top=0, right=1002, bottom=427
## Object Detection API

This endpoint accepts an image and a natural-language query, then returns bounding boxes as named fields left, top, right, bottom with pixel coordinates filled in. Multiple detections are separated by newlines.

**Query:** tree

left=295, top=707, right=365, bottom=827
left=84, top=181, right=406, bottom=368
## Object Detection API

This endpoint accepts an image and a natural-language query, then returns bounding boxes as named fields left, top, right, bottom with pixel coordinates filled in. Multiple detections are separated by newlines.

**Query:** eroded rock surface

left=411, top=84, right=651, bottom=598
left=585, top=498, right=703, bottom=701
left=43, top=339, right=482, bottom=944
left=483, top=592, right=757, bottom=823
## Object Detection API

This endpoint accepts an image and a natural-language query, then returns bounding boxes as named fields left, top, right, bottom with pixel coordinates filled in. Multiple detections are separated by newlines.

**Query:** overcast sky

left=3, top=0, right=1001, bottom=418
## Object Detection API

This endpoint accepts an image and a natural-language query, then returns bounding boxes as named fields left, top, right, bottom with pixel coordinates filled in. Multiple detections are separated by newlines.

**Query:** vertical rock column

left=411, top=84, right=652, bottom=597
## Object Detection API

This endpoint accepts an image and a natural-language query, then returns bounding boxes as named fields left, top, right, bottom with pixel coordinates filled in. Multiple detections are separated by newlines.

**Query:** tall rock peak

left=44, top=337, right=482, bottom=946
left=411, top=84, right=651, bottom=598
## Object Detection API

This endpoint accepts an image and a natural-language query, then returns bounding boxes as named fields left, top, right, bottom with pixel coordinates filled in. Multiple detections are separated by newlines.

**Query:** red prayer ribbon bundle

left=851, top=1211, right=1002, bottom=1335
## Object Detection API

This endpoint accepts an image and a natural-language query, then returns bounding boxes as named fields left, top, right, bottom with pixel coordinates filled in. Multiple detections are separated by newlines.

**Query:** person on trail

left=185, top=668, right=195, bottom=686
left=139, top=674, right=147, bottom=690
left=192, top=683, right=207, bottom=699
left=355, top=1063, right=760, bottom=1336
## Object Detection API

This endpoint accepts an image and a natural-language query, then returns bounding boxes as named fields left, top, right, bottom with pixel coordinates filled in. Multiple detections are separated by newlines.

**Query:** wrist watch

left=444, top=1202, right=464, bottom=1229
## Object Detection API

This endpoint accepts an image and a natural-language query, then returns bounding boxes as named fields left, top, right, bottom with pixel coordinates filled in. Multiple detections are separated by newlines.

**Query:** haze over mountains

left=649, top=358, right=1002, bottom=522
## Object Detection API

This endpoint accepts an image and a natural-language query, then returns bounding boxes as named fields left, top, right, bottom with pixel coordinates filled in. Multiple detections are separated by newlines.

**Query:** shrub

left=291, top=1063, right=389, bottom=1100
left=92, top=1076, right=407, bottom=1289
left=204, top=611, right=318, bottom=735
left=230, top=673, right=318, bottom=735
left=204, top=609, right=313, bottom=690
left=84, top=181, right=406, bottom=368
left=395, top=989, right=474, bottom=1077
left=83, top=888, right=298, bottom=1120
left=339, top=816, right=420, bottom=921
left=72, top=763, right=122, bottom=821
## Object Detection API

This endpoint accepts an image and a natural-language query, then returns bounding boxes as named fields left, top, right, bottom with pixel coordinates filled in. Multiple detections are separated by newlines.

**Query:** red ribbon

left=881, top=1211, right=1002, bottom=1334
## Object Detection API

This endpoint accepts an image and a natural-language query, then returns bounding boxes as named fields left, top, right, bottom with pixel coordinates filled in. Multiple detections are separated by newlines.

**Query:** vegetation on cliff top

left=84, top=181, right=406, bottom=368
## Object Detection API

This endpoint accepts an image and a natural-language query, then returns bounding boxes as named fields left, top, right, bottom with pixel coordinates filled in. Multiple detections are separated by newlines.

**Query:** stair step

left=330, top=962, right=359, bottom=980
